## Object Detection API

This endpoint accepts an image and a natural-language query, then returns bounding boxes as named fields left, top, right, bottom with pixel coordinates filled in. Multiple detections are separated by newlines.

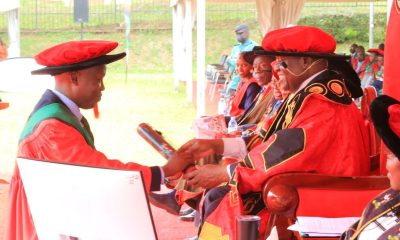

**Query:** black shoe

left=179, top=207, right=195, bottom=216
left=179, top=209, right=197, bottom=222
left=148, top=191, right=181, bottom=215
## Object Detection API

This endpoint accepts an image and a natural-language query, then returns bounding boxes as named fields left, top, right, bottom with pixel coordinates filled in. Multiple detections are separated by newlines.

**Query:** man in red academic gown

left=5, top=40, right=191, bottom=240
left=180, top=26, right=371, bottom=239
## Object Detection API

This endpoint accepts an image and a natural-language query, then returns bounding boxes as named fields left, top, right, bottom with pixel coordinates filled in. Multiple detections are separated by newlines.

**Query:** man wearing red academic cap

left=5, top=40, right=191, bottom=240
left=178, top=26, right=370, bottom=239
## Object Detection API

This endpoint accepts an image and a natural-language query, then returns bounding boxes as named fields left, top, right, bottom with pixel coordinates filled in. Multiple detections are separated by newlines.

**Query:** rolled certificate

left=137, top=123, right=176, bottom=160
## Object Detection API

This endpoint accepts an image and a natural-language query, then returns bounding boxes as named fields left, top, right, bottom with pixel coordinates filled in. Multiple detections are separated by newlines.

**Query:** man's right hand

left=179, top=139, right=224, bottom=161
left=162, top=149, right=192, bottom=177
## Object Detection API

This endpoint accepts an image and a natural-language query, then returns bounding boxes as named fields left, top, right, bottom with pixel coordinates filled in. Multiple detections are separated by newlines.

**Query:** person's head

left=31, top=40, right=126, bottom=109
left=252, top=55, right=274, bottom=86
left=271, top=77, right=289, bottom=100
left=356, top=46, right=366, bottom=61
left=386, top=152, right=400, bottom=190
left=235, top=24, right=250, bottom=44
left=54, top=64, right=106, bottom=109
left=368, top=48, right=384, bottom=66
left=368, top=52, right=377, bottom=62
left=379, top=43, right=385, bottom=51
left=275, top=56, right=328, bottom=92
left=235, top=52, right=253, bottom=79
left=371, top=95, right=400, bottom=190
left=255, top=26, right=363, bottom=98
left=349, top=43, right=358, bottom=54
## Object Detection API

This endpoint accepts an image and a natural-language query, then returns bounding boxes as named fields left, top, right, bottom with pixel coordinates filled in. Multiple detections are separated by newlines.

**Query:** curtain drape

left=256, top=0, right=305, bottom=36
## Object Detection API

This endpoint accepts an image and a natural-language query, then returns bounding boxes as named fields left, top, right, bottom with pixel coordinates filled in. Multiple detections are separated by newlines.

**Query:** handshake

left=137, top=123, right=224, bottom=179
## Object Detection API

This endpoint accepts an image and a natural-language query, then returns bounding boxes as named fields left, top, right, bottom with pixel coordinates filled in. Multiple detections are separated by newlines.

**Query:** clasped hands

left=162, top=139, right=229, bottom=188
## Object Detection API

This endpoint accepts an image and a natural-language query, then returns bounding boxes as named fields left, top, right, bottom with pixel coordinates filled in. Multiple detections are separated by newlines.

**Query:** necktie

left=81, top=116, right=94, bottom=143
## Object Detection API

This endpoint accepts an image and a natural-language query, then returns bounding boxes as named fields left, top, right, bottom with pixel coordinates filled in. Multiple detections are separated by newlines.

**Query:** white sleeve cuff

left=222, top=137, right=247, bottom=160
left=159, top=167, right=165, bottom=185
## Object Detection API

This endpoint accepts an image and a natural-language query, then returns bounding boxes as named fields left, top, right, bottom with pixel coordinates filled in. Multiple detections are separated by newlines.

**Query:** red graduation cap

left=32, top=40, right=126, bottom=76
left=255, top=26, right=363, bottom=98
left=367, top=48, right=384, bottom=57
left=257, top=26, right=344, bottom=59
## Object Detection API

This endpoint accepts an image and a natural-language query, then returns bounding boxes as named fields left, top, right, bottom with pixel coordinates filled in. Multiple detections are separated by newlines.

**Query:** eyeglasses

left=253, top=63, right=272, bottom=73
left=274, top=60, right=288, bottom=69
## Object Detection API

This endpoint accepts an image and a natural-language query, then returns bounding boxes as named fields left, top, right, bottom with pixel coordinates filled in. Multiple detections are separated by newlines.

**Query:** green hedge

left=298, top=13, right=387, bottom=44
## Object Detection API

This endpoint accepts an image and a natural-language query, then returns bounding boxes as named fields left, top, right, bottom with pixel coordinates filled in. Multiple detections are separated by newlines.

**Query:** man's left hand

left=183, top=164, right=230, bottom=189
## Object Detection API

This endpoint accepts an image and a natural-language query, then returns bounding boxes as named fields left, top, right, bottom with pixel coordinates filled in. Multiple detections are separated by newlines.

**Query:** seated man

left=6, top=40, right=191, bottom=240
left=342, top=95, right=400, bottom=239
left=371, top=53, right=384, bottom=95
left=234, top=50, right=275, bottom=126
left=181, top=26, right=370, bottom=239
left=351, top=45, right=370, bottom=80
left=360, top=48, right=380, bottom=89
left=349, top=43, right=358, bottom=59
left=148, top=52, right=275, bottom=215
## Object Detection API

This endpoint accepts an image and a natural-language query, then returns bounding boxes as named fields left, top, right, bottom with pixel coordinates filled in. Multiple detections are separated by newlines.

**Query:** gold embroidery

left=242, top=193, right=262, bottom=214
left=229, top=189, right=239, bottom=205
left=283, top=101, right=295, bottom=129
left=199, top=222, right=230, bottom=240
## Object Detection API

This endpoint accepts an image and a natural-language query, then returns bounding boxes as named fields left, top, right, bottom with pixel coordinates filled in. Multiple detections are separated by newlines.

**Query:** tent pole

left=196, top=0, right=206, bottom=117
left=185, top=0, right=193, bottom=103
left=369, top=0, right=374, bottom=48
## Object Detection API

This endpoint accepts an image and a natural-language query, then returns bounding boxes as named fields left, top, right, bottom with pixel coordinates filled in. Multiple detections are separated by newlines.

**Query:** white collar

left=50, top=89, right=83, bottom=122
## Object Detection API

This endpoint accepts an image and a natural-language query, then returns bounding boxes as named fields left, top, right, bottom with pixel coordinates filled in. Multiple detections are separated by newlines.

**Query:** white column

left=196, top=0, right=206, bottom=117
left=7, top=8, right=20, bottom=58
left=369, top=0, right=374, bottom=48
left=184, top=0, right=193, bottom=102
left=172, top=5, right=180, bottom=89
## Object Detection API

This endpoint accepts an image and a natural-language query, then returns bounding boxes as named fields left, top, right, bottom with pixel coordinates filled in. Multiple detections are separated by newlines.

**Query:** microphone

left=137, top=123, right=176, bottom=160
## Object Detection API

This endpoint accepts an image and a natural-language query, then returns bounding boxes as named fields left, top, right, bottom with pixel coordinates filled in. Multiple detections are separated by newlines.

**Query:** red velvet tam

left=255, top=26, right=347, bottom=60
left=371, top=95, right=400, bottom=159
left=32, top=40, right=126, bottom=76
left=255, top=25, right=363, bottom=98
left=367, top=48, right=384, bottom=57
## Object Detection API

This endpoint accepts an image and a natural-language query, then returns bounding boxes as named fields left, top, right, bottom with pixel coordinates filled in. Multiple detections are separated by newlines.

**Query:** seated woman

left=228, top=52, right=261, bottom=117
left=342, top=95, right=400, bottom=239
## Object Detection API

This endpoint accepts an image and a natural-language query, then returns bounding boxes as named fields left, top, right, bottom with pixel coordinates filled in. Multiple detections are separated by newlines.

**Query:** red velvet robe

left=229, top=78, right=259, bottom=117
left=6, top=90, right=161, bottom=240
left=198, top=70, right=370, bottom=240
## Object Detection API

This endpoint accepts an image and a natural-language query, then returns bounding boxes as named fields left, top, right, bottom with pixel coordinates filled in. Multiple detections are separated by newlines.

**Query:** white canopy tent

left=0, top=0, right=20, bottom=57
left=171, top=0, right=392, bottom=116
